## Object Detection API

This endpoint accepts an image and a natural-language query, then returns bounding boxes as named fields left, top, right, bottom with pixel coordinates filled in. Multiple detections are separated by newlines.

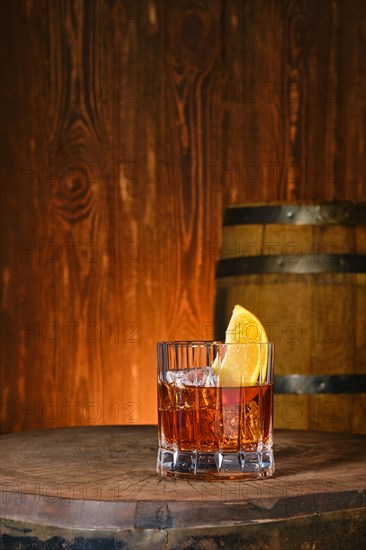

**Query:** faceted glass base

left=157, top=447, right=275, bottom=480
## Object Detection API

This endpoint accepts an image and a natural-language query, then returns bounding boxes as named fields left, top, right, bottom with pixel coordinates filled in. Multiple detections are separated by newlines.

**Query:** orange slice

left=215, top=305, right=268, bottom=387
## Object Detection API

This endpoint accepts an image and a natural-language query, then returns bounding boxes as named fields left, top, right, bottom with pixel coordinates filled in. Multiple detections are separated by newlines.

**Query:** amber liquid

left=158, top=382, right=273, bottom=453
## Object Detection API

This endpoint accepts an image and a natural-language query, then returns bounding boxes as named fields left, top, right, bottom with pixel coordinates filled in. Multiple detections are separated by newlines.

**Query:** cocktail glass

left=157, top=341, right=274, bottom=480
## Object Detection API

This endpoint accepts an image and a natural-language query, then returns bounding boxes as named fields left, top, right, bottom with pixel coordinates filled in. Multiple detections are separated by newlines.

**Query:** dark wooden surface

left=1, top=0, right=365, bottom=433
left=0, top=426, right=365, bottom=549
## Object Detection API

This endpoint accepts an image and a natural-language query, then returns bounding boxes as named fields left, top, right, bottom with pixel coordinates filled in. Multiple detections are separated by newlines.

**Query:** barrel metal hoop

left=223, top=203, right=366, bottom=226
left=216, top=254, right=366, bottom=277
left=275, top=374, right=366, bottom=394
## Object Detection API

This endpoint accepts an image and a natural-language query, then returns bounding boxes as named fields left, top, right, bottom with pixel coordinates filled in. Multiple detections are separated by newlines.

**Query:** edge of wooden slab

left=1, top=488, right=365, bottom=531
left=1, top=506, right=365, bottom=550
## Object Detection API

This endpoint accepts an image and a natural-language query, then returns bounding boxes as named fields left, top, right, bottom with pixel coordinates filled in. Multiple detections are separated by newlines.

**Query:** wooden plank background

left=1, top=0, right=365, bottom=433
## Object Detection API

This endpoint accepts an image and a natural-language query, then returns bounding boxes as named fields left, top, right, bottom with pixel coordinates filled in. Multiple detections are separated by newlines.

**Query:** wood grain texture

left=0, top=425, right=365, bottom=502
left=160, top=0, right=222, bottom=340
left=1, top=426, right=365, bottom=548
left=1, top=0, right=365, bottom=433
left=223, top=0, right=366, bottom=202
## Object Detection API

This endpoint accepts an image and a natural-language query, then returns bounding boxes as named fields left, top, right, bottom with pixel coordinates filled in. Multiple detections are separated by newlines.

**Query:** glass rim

left=157, top=340, right=274, bottom=346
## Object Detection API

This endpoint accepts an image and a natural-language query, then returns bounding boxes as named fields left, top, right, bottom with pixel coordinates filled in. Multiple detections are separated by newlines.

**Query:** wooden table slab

left=1, top=426, right=365, bottom=549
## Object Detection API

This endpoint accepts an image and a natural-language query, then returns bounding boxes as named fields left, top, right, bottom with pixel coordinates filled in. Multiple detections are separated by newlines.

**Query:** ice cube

left=166, top=370, right=185, bottom=387
left=165, top=366, right=217, bottom=387
left=204, top=365, right=217, bottom=387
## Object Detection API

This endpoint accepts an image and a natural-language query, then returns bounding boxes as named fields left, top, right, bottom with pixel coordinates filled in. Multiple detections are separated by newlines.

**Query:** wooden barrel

left=214, top=202, right=366, bottom=434
left=1, top=426, right=365, bottom=549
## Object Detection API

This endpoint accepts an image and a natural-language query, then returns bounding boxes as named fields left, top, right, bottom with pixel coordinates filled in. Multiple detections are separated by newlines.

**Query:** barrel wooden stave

left=274, top=393, right=366, bottom=433
left=216, top=204, right=366, bottom=433
left=216, top=274, right=366, bottom=433
left=221, top=223, right=366, bottom=258
left=215, top=273, right=365, bottom=375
